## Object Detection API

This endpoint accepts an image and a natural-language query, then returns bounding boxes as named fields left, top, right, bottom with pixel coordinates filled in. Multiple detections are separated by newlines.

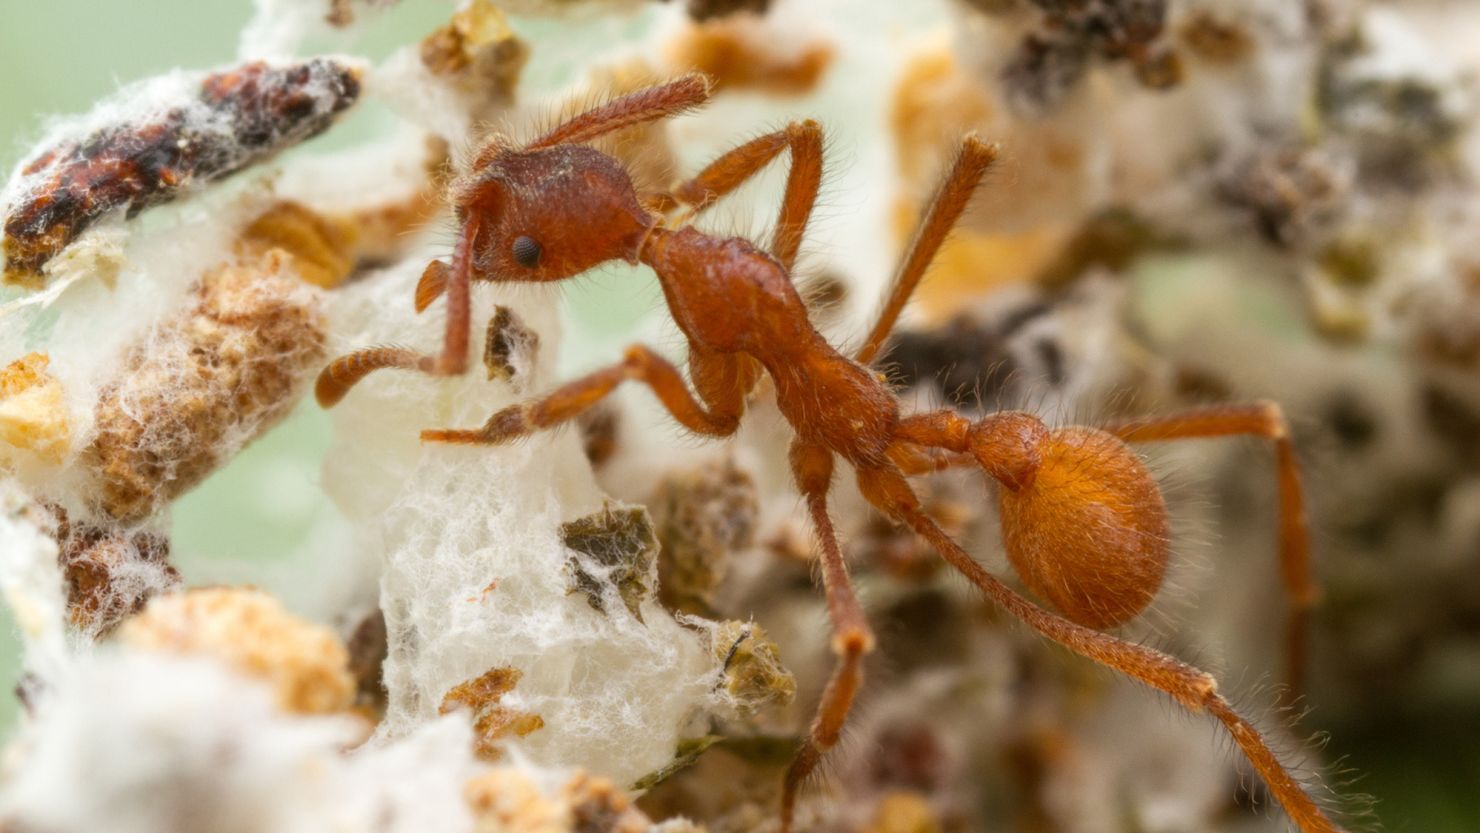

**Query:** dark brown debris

left=3, top=59, right=362, bottom=287
left=483, top=305, right=541, bottom=384
left=48, top=504, right=179, bottom=636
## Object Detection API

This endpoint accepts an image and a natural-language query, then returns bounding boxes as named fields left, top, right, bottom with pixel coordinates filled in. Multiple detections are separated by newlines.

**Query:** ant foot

left=419, top=405, right=528, bottom=445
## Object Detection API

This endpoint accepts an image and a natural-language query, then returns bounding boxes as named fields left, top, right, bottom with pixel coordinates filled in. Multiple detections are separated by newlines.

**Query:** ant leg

left=855, top=465, right=1343, bottom=833
left=782, top=441, right=875, bottom=833
left=855, top=137, right=998, bottom=364
left=892, top=403, right=1316, bottom=693
left=670, top=120, right=823, bottom=270
left=1101, top=401, right=1317, bottom=699
left=316, top=217, right=481, bottom=408
left=420, top=345, right=740, bottom=444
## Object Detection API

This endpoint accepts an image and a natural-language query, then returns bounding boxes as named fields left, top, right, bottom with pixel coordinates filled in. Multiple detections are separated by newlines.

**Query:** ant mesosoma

left=317, top=75, right=1336, bottom=833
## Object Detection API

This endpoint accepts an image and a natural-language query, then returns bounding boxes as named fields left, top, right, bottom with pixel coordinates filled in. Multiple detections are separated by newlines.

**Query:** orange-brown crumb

left=440, top=666, right=545, bottom=760
left=666, top=17, right=834, bottom=95
left=0, top=353, right=70, bottom=466
left=863, top=793, right=940, bottom=833
left=421, top=0, right=529, bottom=115
left=119, top=586, right=355, bottom=715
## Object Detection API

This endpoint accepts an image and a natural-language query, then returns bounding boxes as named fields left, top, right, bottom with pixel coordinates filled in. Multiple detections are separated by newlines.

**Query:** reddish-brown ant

left=317, top=75, right=1336, bottom=833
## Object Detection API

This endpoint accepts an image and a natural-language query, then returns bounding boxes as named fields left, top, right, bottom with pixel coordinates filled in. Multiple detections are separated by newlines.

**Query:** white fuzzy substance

left=0, top=482, right=71, bottom=686
left=320, top=250, right=719, bottom=787
left=0, top=649, right=485, bottom=833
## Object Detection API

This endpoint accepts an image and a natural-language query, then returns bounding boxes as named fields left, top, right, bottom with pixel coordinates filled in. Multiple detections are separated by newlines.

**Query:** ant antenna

left=525, top=73, right=712, bottom=150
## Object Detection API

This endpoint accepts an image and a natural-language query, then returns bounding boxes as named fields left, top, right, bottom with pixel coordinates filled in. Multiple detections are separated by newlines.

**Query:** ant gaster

left=317, top=75, right=1337, bottom=833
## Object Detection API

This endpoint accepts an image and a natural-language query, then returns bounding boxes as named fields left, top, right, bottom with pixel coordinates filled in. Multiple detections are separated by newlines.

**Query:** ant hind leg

left=1101, top=401, right=1317, bottom=700
left=854, top=463, right=1343, bottom=833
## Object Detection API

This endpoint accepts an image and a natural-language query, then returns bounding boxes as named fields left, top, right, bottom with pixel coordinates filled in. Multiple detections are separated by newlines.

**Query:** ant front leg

left=670, top=120, right=822, bottom=271
left=316, top=217, right=482, bottom=408
left=420, top=345, right=741, bottom=445
left=855, top=464, right=1344, bottom=833
left=1101, top=401, right=1318, bottom=699
left=781, top=441, right=875, bottom=833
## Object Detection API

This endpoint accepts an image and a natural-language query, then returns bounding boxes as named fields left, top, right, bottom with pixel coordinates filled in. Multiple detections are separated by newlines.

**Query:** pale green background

left=1, top=2, right=1475, bottom=830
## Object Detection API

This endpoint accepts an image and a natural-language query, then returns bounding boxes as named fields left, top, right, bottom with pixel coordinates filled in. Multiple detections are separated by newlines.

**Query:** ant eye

left=512, top=235, right=542, bottom=268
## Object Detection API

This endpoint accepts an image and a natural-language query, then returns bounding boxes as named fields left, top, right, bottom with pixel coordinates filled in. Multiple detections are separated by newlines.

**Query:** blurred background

left=4, top=1, right=1480, bottom=830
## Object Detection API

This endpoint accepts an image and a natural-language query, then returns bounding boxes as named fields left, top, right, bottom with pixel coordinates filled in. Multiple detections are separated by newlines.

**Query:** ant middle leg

left=669, top=120, right=823, bottom=271
left=855, top=465, right=1342, bottom=833
left=420, top=344, right=743, bottom=445
left=781, top=441, right=875, bottom=833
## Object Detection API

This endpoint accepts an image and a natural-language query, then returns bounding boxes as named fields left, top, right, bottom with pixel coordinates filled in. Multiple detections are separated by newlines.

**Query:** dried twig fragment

left=119, top=587, right=355, bottom=715
left=650, top=458, right=757, bottom=615
left=440, top=666, right=545, bottom=760
left=561, top=503, right=658, bottom=622
left=83, top=254, right=326, bottom=522
left=0, top=353, right=70, bottom=466
left=630, top=736, right=722, bottom=791
left=51, top=505, right=177, bottom=636
left=3, top=58, right=362, bottom=286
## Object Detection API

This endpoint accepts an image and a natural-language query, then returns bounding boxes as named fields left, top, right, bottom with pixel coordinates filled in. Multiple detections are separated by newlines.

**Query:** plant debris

left=2, top=58, right=362, bottom=287
left=561, top=503, right=659, bottom=622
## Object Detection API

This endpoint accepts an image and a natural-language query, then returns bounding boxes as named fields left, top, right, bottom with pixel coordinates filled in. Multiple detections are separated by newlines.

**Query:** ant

left=316, top=75, right=1338, bottom=833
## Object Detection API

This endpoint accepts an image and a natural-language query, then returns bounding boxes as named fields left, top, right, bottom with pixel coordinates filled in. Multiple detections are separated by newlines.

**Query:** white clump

left=320, top=249, right=719, bottom=787
left=0, top=649, right=485, bottom=833
left=0, top=481, right=71, bottom=685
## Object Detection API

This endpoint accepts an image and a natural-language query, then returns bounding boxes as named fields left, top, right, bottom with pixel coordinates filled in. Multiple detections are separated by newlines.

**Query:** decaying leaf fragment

left=2, top=58, right=363, bottom=287
left=711, top=620, right=794, bottom=715
left=440, top=666, right=545, bottom=760
left=561, top=503, right=659, bottom=622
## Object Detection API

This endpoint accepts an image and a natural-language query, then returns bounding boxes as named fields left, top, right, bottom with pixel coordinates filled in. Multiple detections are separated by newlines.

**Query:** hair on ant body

left=316, top=74, right=1338, bottom=833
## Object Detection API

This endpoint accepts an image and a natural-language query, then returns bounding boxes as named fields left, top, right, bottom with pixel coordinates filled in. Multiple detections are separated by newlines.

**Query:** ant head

left=454, top=145, right=652, bottom=282
left=448, top=73, right=713, bottom=284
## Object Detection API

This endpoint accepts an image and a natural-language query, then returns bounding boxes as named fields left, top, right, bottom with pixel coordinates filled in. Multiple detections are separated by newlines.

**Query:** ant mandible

left=316, top=75, right=1338, bottom=833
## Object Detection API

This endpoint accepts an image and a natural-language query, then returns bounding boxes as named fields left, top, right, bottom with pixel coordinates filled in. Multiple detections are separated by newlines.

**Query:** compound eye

left=512, top=235, right=542, bottom=269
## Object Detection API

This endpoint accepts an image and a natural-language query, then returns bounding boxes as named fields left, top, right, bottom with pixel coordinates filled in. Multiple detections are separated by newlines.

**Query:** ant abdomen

left=974, top=415, right=1170, bottom=629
